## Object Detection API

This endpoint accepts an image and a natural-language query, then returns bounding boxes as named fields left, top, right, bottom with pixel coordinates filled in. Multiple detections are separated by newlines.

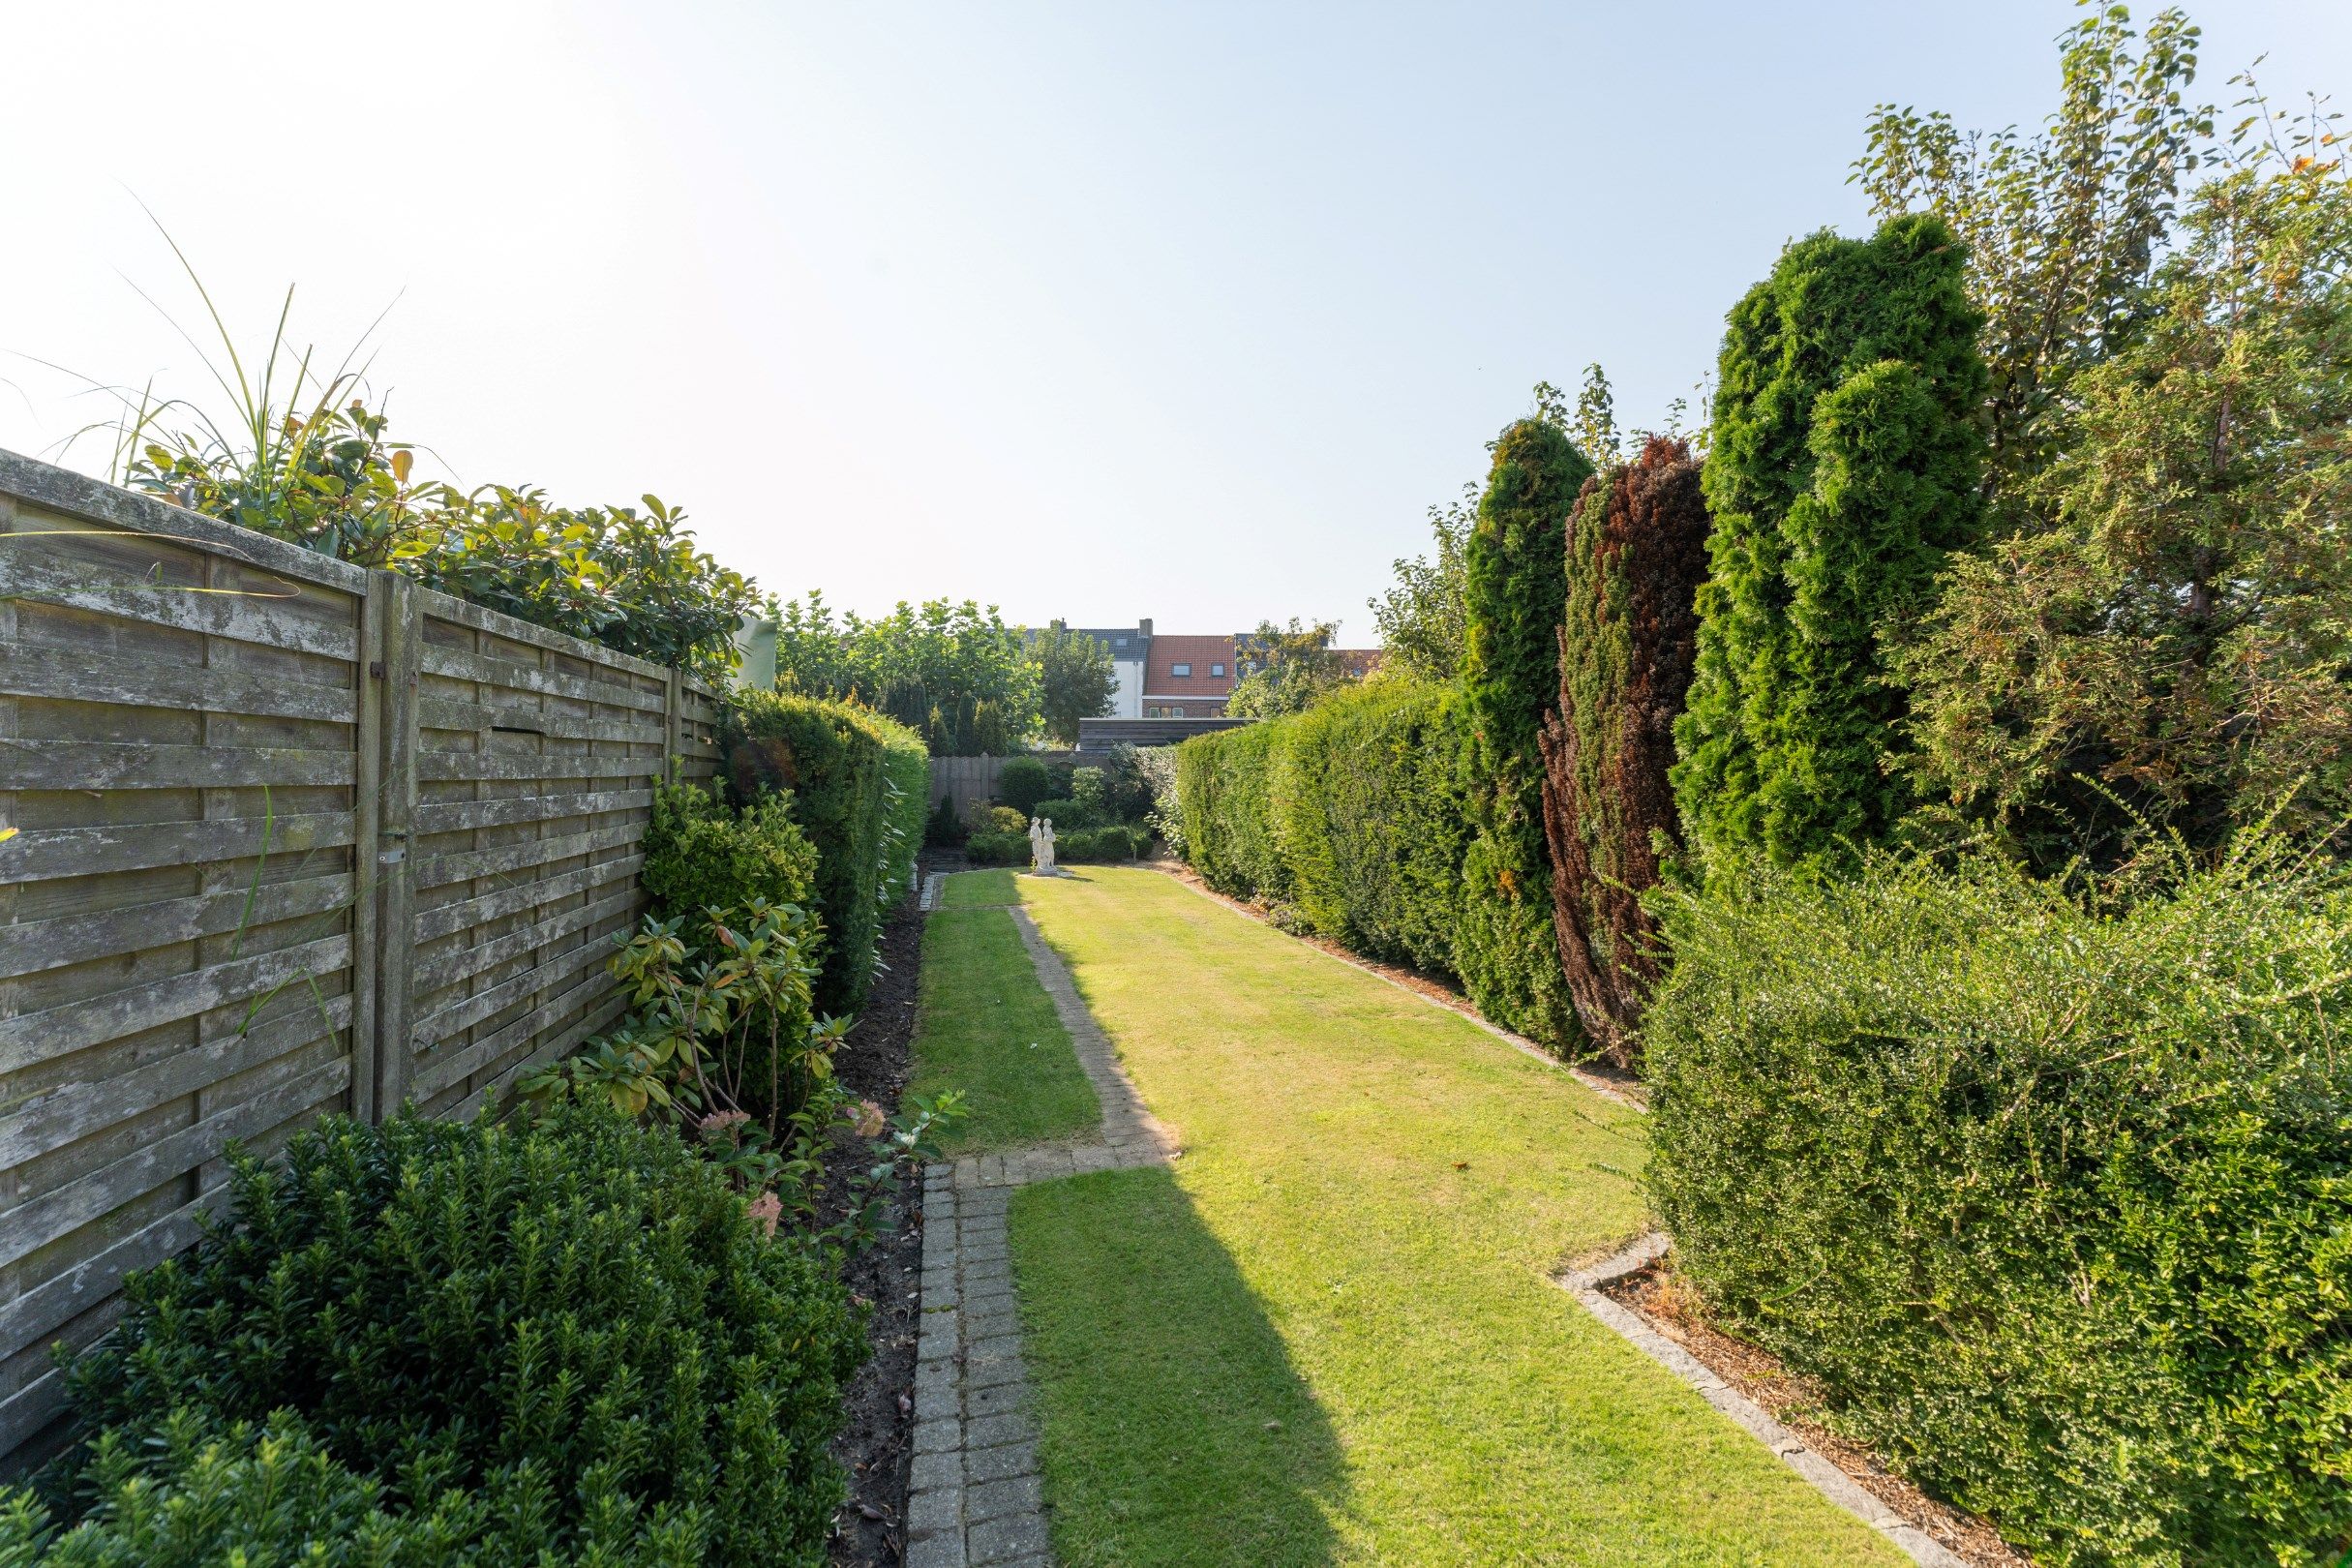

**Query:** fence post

left=371, top=571, right=421, bottom=1119
left=663, top=667, right=683, bottom=786
left=348, top=575, right=385, bottom=1124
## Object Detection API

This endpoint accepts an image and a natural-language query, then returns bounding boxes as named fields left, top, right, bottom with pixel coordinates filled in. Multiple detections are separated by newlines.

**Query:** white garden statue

left=1028, top=814, right=1059, bottom=876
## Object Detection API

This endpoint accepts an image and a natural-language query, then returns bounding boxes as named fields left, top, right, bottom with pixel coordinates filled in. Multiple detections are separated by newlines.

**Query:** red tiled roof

left=1143, top=634, right=1237, bottom=697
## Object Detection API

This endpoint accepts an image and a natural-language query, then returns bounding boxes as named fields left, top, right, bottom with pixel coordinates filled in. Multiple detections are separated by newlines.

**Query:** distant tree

left=768, top=592, right=1040, bottom=755
left=1459, top=411, right=1594, bottom=1050
left=1368, top=485, right=1475, bottom=684
left=1539, top=437, right=1710, bottom=1066
left=1227, top=618, right=1346, bottom=718
left=1035, top=625, right=1117, bottom=744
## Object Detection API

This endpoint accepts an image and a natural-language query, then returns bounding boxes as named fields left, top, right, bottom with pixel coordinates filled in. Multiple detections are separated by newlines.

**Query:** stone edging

left=905, top=882, right=1174, bottom=1567
left=1559, top=1236, right=1965, bottom=1568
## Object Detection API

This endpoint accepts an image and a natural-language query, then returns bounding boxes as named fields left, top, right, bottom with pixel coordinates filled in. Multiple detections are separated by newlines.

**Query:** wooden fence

left=0, top=450, right=720, bottom=1462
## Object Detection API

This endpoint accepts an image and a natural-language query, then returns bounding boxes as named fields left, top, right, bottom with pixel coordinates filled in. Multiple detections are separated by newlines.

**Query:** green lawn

left=907, top=905, right=1099, bottom=1154
left=1009, top=866, right=1903, bottom=1567
left=940, top=868, right=1017, bottom=907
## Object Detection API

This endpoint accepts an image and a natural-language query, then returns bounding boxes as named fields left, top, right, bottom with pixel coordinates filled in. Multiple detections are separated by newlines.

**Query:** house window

left=1211, top=663, right=1225, bottom=677
left=1171, top=707, right=1186, bottom=718
left=1171, top=662, right=1191, bottom=677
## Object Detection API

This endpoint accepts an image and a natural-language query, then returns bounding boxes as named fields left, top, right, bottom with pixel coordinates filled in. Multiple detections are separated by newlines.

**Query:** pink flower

left=698, top=1109, right=751, bottom=1137
left=745, top=1191, right=782, bottom=1238
left=855, top=1100, right=889, bottom=1138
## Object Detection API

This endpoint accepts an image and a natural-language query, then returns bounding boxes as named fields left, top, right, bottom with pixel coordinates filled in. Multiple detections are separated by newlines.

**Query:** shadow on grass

left=1008, top=1165, right=1346, bottom=1568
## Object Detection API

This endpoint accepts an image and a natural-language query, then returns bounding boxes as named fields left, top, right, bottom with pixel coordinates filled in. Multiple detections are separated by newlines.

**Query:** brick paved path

left=906, top=886, right=1174, bottom=1568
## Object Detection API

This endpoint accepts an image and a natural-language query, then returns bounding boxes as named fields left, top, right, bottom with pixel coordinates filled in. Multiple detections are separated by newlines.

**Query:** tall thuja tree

left=1539, top=437, right=1710, bottom=1066
left=1460, top=416, right=1594, bottom=1050
left=1674, top=214, right=1986, bottom=869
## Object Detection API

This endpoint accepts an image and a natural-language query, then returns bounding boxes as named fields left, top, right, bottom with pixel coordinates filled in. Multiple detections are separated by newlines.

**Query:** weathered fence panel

left=0, top=451, right=721, bottom=1462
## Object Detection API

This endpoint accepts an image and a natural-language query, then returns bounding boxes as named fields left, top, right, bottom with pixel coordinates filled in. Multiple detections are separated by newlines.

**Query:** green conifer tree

left=1459, top=415, right=1594, bottom=1049
left=1673, top=213, right=1985, bottom=868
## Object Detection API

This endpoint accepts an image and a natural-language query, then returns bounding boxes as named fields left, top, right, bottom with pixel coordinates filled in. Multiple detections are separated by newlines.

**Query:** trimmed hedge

left=643, top=779, right=819, bottom=920
left=7, top=1104, right=863, bottom=1566
left=966, top=823, right=1150, bottom=867
left=1645, top=844, right=2352, bottom=1567
left=727, top=692, right=928, bottom=1014
left=1179, top=683, right=1502, bottom=993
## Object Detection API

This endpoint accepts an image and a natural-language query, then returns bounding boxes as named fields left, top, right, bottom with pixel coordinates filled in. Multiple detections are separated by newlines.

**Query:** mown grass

left=940, top=868, right=1017, bottom=906
left=907, top=905, right=1099, bottom=1154
left=1009, top=866, right=1905, bottom=1567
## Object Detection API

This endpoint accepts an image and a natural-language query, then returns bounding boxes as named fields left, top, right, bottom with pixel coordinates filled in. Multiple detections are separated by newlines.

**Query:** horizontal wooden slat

left=415, top=749, right=661, bottom=784
left=414, top=788, right=650, bottom=837
left=2, top=813, right=354, bottom=882
left=0, top=875, right=352, bottom=980
left=418, top=644, right=663, bottom=712
left=410, top=933, right=612, bottom=1052
left=0, top=994, right=353, bottom=1166
left=416, top=696, right=665, bottom=746
left=413, top=889, right=636, bottom=996
left=0, top=739, right=354, bottom=792
left=0, top=641, right=356, bottom=722
left=415, top=586, right=670, bottom=683
left=412, top=822, right=636, bottom=891
left=0, top=1058, right=348, bottom=1270
left=0, top=553, right=357, bottom=660
left=0, top=932, right=351, bottom=1074
left=0, top=1194, right=219, bottom=1362
left=0, top=452, right=371, bottom=592
left=415, top=967, right=625, bottom=1102
left=412, top=855, right=643, bottom=945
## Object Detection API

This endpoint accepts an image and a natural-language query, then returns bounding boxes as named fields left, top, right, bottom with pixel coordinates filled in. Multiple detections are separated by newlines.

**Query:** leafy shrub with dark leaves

left=21, top=1103, right=863, bottom=1568
left=1646, top=840, right=2352, bottom=1566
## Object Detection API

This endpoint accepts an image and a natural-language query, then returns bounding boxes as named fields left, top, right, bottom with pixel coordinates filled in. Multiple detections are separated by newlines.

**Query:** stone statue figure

left=1029, top=814, right=1057, bottom=875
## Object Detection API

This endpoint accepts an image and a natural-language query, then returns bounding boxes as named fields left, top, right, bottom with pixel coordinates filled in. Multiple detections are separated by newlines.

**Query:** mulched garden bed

left=821, top=883, right=929, bottom=1567
left=1599, top=1262, right=2032, bottom=1568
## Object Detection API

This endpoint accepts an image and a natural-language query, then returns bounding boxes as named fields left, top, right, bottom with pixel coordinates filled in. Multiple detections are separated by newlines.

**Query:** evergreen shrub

left=8, top=1104, right=863, bottom=1566
left=1177, top=683, right=1472, bottom=983
left=1538, top=437, right=1710, bottom=1064
left=1459, top=417, right=1594, bottom=1050
left=643, top=780, right=819, bottom=920
left=1645, top=843, right=2352, bottom=1566
left=726, top=693, right=928, bottom=1014
left=994, top=756, right=1056, bottom=815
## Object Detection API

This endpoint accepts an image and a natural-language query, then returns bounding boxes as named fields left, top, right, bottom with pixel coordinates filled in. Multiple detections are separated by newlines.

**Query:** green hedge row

left=1177, top=682, right=1492, bottom=1000
left=965, top=823, right=1151, bottom=867
left=1645, top=846, right=2352, bottom=1567
left=2, top=1104, right=862, bottom=1565
left=727, top=693, right=928, bottom=1015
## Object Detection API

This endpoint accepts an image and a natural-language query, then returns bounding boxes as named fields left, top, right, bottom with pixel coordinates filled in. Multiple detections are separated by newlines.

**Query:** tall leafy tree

left=1459, top=414, right=1594, bottom=1049
left=1539, top=437, right=1710, bottom=1065
left=1228, top=618, right=1346, bottom=718
left=768, top=593, right=1040, bottom=754
left=1852, top=5, right=2214, bottom=510
left=1368, top=485, right=1476, bottom=684
left=1035, top=625, right=1118, bottom=744
left=1898, top=139, right=2352, bottom=861
left=1673, top=214, right=1986, bottom=870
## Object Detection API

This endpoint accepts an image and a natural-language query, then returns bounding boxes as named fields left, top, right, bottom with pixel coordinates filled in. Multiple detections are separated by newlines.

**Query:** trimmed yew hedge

left=727, top=692, right=928, bottom=1014
left=1645, top=844, right=2352, bottom=1567
left=1178, top=682, right=1498, bottom=997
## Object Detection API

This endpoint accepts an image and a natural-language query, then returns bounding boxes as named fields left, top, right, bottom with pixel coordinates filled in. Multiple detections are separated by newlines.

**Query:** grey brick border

left=905, top=879, right=1173, bottom=1566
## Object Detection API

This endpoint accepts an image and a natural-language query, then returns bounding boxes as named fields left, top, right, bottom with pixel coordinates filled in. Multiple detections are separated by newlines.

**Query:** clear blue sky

left=4, top=2, right=2344, bottom=642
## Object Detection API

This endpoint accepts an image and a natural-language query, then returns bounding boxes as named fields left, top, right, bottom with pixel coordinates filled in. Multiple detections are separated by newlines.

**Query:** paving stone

left=967, top=1380, right=1028, bottom=1419
left=909, top=1450, right=962, bottom=1493
left=905, top=1531, right=967, bottom=1568
left=905, top=1486, right=962, bottom=1539
left=962, top=1259, right=1012, bottom=1288
left=966, top=1472, right=1043, bottom=1523
left=965, top=1438, right=1038, bottom=1484
left=969, top=1511, right=1052, bottom=1564
left=964, top=1410, right=1036, bottom=1450
left=965, top=1332, right=1022, bottom=1364
left=967, top=1353, right=1027, bottom=1391
left=913, top=1419, right=959, bottom=1455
